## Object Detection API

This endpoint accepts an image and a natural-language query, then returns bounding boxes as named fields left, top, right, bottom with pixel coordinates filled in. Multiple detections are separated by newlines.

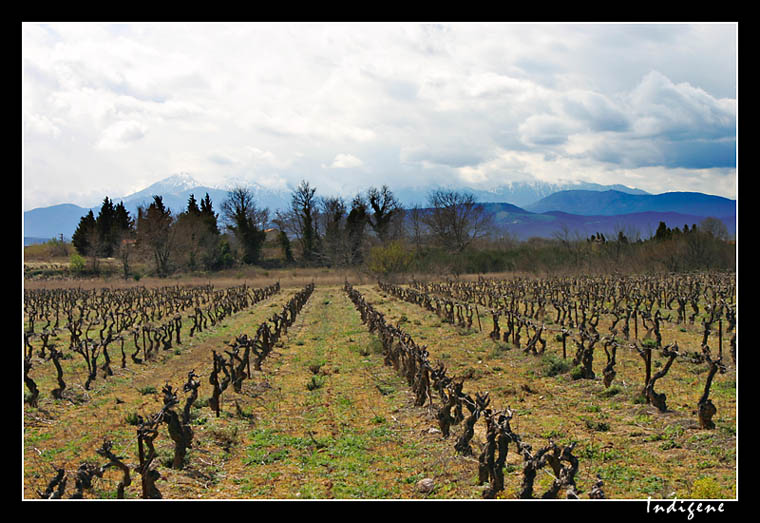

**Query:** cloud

left=401, top=143, right=488, bottom=169
left=627, top=71, right=735, bottom=140
left=518, top=114, right=581, bottom=146
left=21, top=22, right=737, bottom=210
left=208, top=153, right=236, bottom=165
left=561, top=90, right=630, bottom=133
left=96, top=120, right=148, bottom=150
left=24, top=113, right=62, bottom=137
left=328, top=153, right=363, bottom=169
left=576, top=71, right=737, bottom=170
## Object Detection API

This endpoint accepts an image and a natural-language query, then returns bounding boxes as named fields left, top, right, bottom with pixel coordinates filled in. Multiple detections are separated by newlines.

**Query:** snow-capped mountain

left=114, top=173, right=209, bottom=209
left=394, top=180, right=647, bottom=208
left=23, top=173, right=293, bottom=243
left=28, top=173, right=734, bottom=246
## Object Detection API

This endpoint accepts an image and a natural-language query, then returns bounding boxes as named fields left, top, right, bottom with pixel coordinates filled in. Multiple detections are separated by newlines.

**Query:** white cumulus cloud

left=96, top=120, right=148, bottom=150
left=328, top=153, right=364, bottom=169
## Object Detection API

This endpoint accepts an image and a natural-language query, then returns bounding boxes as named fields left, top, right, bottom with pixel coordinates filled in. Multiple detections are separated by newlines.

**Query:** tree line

left=69, top=181, right=734, bottom=278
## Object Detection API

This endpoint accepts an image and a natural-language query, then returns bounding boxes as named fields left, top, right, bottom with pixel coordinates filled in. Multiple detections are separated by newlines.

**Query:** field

left=22, top=272, right=737, bottom=500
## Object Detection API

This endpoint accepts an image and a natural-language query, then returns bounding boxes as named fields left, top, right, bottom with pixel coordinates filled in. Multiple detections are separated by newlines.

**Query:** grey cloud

left=401, top=144, right=488, bottom=169
left=518, top=114, right=578, bottom=147
left=660, top=139, right=736, bottom=170
left=627, top=70, right=735, bottom=141
left=384, top=79, right=419, bottom=101
left=208, top=153, right=236, bottom=165
left=588, top=135, right=735, bottom=171
left=562, top=91, right=630, bottom=133
left=579, top=71, right=736, bottom=170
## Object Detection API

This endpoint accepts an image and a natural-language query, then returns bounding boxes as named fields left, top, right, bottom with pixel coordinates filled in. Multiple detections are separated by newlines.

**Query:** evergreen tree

left=345, top=194, right=368, bottom=264
left=186, top=194, right=201, bottom=217
left=174, top=194, right=207, bottom=271
left=95, top=197, right=117, bottom=257
left=136, top=196, right=174, bottom=277
left=198, top=193, right=224, bottom=269
left=113, top=202, right=135, bottom=235
left=72, top=210, right=97, bottom=256
left=200, top=193, right=220, bottom=236
left=278, top=230, right=294, bottom=263
left=654, top=221, right=671, bottom=241
left=221, top=187, right=268, bottom=265
left=112, top=201, right=136, bottom=278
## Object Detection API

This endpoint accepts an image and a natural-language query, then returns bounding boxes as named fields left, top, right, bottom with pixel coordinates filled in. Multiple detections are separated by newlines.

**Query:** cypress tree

left=346, top=194, right=368, bottom=265
left=200, top=193, right=220, bottom=236
left=95, top=197, right=117, bottom=257
left=113, top=202, right=134, bottom=235
left=72, top=210, right=97, bottom=256
left=186, top=194, right=201, bottom=217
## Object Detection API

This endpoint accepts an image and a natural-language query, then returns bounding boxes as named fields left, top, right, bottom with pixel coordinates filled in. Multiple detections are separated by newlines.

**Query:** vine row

left=345, top=281, right=599, bottom=499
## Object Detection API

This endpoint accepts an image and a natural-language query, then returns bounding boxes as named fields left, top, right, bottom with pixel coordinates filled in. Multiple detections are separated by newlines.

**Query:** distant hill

left=23, top=174, right=734, bottom=245
left=22, top=174, right=292, bottom=242
left=394, top=181, right=647, bottom=208
left=24, top=237, right=55, bottom=247
left=463, top=202, right=735, bottom=241
left=525, top=190, right=736, bottom=218
left=23, top=203, right=90, bottom=243
left=494, top=209, right=735, bottom=241
left=402, top=201, right=735, bottom=242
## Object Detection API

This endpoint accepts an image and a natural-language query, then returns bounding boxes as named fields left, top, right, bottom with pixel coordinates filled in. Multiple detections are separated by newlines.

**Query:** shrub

left=641, top=338, right=658, bottom=349
left=70, top=253, right=86, bottom=273
left=306, top=375, right=326, bottom=391
left=689, top=477, right=725, bottom=499
left=584, top=419, right=610, bottom=432
left=369, top=338, right=384, bottom=355
left=367, top=240, right=413, bottom=277
left=193, top=396, right=210, bottom=409
left=540, top=353, right=570, bottom=377
left=600, top=385, right=623, bottom=398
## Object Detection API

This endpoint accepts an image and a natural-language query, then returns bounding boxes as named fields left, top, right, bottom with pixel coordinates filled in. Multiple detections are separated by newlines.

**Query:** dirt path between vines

left=207, top=285, right=479, bottom=499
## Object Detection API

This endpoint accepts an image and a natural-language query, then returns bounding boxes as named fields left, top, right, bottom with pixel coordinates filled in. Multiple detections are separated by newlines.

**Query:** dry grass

left=23, top=265, right=376, bottom=291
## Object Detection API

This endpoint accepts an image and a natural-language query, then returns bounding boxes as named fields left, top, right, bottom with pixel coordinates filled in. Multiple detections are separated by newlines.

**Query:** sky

left=22, top=22, right=737, bottom=211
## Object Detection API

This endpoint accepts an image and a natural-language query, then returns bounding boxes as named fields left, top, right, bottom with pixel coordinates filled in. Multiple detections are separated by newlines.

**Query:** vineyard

left=22, top=272, right=737, bottom=500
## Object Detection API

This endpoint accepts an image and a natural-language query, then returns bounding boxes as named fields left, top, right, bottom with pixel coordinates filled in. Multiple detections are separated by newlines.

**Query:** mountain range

left=23, top=174, right=736, bottom=245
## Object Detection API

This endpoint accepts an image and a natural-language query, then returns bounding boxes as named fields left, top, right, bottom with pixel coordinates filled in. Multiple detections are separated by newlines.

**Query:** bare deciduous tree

left=423, top=189, right=492, bottom=253
left=367, top=185, right=402, bottom=243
